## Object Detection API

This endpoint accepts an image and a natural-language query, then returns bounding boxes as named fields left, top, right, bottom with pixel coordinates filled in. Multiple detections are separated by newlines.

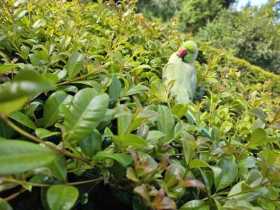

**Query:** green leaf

left=47, top=185, right=79, bottom=210
left=0, top=64, right=17, bottom=75
left=117, top=111, right=132, bottom=135
left=35, top=128, right=60, bottom=139
left=215, top=156, right=238, bottom=191
left=42, top=91, right=69, bottom=127
left=172, top=104, right=188, bottom=118
left=0, top=199, right=12, bottom=210
left=113, top=134, right=148, bottom=149
left=80, top=130, right=102, bottom=157
left=32, top=19, right=46, bottom=29
left=29, top=50, right=48, bottom=65
left=182, top=137, right=197, bottom=166
left=64, top=88, right=109, bottom=144
left=109, top=74, right=122, bottom=102
left=94, top=151, right=133, bottom=167
left=48, top=156, right=67, bottom=181
left=180, top=200, right=209, bottom=210
left=157, top=105, right=175, bottom=140
left=189, top=159, right=209, bottom=169
left=126, top=84, right=148, bottom=96
left=10, top=111, right=36, bottom=129
left=248, top=128, right=272, bottom=148
left=65, top=52, right=85, bottom=79
left=0, top=70, right=55, bottom=115
left=0, top=140, right=57, bottom=175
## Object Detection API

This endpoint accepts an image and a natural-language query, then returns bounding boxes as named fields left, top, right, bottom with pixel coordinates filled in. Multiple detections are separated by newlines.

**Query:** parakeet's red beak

left=177, top=48, right=187, bottom=58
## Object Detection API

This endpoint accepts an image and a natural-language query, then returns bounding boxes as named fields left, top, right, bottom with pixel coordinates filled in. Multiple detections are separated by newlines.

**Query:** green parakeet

left=163, top=41, right=198, bottom=104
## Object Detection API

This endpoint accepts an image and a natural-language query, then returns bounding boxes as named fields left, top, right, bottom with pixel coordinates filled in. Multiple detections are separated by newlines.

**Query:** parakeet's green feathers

left=163, top=52, right=197, bottom=104
left=181, top=41, right=198, bottom=63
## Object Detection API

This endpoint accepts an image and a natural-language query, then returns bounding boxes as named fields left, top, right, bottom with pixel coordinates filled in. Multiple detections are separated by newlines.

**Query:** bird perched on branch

left=163, top=41, right=198, bottom=104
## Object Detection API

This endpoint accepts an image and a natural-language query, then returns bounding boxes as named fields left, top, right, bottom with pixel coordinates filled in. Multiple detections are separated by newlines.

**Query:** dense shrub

left=197, top=3, right=280, bottom=74
left=0, top=1, right=279, bottom=210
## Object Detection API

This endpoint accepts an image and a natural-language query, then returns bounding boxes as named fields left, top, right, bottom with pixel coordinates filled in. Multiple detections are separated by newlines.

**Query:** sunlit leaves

left=0, top=70, right=55, bottom=115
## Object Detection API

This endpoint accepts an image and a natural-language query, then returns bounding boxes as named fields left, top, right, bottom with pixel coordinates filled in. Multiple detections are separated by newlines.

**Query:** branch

left=0, top=114, right=91, bottom=164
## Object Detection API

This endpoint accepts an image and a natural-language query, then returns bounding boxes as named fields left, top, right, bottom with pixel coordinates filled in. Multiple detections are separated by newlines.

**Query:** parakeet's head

left=176, top=41, right=198, bottom=63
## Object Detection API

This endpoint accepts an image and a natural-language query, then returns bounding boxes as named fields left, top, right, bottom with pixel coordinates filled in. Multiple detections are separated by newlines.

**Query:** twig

left=57, top=65, right=104, bottom=86
left=3, top=177, right=103, bottom=188
left=4, top=188, right=27, bottom=202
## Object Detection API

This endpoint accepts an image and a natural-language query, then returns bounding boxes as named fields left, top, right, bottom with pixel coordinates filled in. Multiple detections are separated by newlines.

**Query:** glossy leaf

left=10, top=111, right=36, bottom=129
left=47, top=185, right=79, bottom=210
left=64, top=88, right=109, bottom=144
left=0, top=140, right=57, bottom=175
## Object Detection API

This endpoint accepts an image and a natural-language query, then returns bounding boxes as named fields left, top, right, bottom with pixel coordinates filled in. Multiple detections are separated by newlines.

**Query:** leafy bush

left=197, top=3, right=280, bottom=74
left=0, top=1, right=280, bottom=210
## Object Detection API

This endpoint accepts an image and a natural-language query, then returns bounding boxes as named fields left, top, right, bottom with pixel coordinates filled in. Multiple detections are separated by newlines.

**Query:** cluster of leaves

left=0, top=0, right=280, bottom=210
left=197, top=1, right=280, bottom=74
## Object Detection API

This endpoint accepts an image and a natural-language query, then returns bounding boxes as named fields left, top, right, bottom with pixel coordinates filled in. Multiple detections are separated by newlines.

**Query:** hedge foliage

left=0, top=1, right=280, bottom=210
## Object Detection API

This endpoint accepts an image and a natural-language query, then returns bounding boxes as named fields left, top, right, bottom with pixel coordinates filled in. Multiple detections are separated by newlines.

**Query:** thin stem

left=67, top=177, right=103, bottom=186
left=0, top=115, right=91, bottom=164
left=3, top=177, right=103, bottom=202
left=3, top=177, right=103, bottom=188
left=4, top=188, right=27, bottom=202
left=57, top=65, right=104, bottom=86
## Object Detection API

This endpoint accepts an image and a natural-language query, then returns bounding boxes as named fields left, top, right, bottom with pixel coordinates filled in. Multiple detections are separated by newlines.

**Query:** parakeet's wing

left=163, top=61, right=194, bottom=104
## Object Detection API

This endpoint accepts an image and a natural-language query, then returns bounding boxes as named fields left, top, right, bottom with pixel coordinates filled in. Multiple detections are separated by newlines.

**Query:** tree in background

left=136, top=0, right=235, bottom=24
left=197, top=0, right=280, bottom=73
left=177, top=0, right=235, bottom=32
left=136, top=0, right=180, bottom=21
